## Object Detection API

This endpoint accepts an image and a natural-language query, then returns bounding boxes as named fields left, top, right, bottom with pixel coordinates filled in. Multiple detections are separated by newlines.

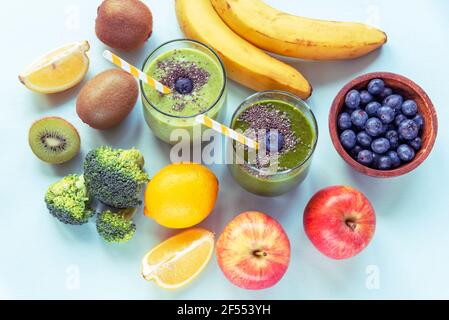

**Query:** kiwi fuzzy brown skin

left=76, top=69, right=139, bottom=130
left=95, top=0, right=153, bottom=52
left=28, top=117, right=81, bottom=165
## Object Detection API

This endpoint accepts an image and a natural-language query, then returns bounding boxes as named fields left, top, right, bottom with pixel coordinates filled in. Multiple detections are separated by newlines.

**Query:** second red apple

left=304, top=186, right=376, bottom=260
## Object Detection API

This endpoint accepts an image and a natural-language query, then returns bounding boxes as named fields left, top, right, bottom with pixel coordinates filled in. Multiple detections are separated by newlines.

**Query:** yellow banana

left=175, top=0, right=312, bottom=99
left=211, top=0, right=387, bottom=61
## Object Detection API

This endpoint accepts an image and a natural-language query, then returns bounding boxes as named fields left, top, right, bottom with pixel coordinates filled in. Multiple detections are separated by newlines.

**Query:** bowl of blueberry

left=330, top=72, right=438, bottom=178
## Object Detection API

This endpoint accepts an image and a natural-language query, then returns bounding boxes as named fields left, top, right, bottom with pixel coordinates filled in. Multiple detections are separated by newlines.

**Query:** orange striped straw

left=196, top=115, right=260, bottom=150
left=103, top=50, right=171, bottom=95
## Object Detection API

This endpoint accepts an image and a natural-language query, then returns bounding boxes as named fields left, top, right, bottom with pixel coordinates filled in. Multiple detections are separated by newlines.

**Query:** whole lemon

left=144, top=163, right=219, bottom=229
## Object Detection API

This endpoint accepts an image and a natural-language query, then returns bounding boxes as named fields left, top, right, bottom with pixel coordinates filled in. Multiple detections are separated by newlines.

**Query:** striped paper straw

left=196, top=115, right=260, bottom=150
left=103, top=50, right=171, bottom=95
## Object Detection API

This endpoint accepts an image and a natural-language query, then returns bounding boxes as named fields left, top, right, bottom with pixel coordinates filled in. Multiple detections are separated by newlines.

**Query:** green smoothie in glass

left=229, top=91, right=318, bottom=197
left=141, top=39, right=226, bottom=144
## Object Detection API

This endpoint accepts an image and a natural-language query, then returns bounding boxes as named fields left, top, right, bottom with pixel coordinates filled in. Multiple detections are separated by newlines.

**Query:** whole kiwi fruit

left=29, top=117, right=81, bottom=164
left=76, top=69, right=139, bottom=130
left=95, top=0, right=153, bottom=51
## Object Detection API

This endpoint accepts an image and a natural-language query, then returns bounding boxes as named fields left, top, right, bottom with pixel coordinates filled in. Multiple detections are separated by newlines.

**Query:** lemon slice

left=19, top=41, right=90, bottom=94
left=141, top=228, right=215, bottom=290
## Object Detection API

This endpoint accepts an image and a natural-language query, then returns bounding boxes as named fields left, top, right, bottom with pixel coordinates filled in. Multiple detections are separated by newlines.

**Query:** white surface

left=1, top=0, right=449, bottom=300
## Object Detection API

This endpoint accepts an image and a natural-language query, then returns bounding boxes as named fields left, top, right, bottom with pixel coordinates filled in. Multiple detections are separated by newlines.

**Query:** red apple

left=216, top=211, right=291, bottom=290
left=304, top=186, right=376, bottom=260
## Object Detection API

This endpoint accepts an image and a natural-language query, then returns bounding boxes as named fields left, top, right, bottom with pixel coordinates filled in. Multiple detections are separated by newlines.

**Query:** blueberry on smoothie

left=351, top=109, right=368, bottom=127
left=365, top=102, right=382, bottom=117
left=371, top=137, right=391, bottom=154
left=266, top=131, right=285, bottom=153
left=174, top=77, right=194, bottom=94
left=397, top=144, right=415, bottom=162
left=377, top=106, right=395, bottom=124
left=340, top=129, right=357, bottom=150
left=345, top=90, right=361, bottom=109
left=401, top=100, right=418, bottom=117
left=338, top=112, right=352, bottom=130
left=357, top=131, right=372, bottom=148
left=398, top=119, right=419, bottom=140
left=365, top=118, right=383, bottom=137
left=367, top=79, right=385, bottom=95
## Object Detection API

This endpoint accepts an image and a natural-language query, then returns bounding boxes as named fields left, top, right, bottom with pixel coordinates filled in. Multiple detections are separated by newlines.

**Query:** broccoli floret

left=84, top=147, right=149, bottom=209
left=45, top=175, right=93, bottom=225
left=96, top=209, right=136, bottom=243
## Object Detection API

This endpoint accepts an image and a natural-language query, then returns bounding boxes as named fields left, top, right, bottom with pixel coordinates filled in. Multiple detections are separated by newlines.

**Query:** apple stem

left=345, top=220, right=357, bottom=231
left=253, top=250, right=268, bottom=258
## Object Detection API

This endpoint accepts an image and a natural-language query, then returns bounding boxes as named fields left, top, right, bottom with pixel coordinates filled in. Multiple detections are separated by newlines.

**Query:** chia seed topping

left=237, top=103, right=301, bottom=171
left=156, top=54, right=210, bottom=111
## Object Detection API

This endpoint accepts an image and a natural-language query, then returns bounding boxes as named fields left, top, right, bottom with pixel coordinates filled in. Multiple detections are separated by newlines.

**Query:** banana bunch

left=176, top=0, right=387, bottom=99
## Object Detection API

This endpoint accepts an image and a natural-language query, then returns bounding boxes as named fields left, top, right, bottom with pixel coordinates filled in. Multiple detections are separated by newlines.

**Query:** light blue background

left=1, top=0, right=448, bottom=300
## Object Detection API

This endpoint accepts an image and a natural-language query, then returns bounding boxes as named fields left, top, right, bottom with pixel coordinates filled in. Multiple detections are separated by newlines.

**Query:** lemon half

left=141, top=228, right=215, bottom=290
left=19, top=41, right=90, bottom=94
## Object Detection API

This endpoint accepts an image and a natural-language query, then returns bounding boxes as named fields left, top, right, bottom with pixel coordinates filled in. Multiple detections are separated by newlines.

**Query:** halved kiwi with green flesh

left=28, top=117, right=81, bottom=164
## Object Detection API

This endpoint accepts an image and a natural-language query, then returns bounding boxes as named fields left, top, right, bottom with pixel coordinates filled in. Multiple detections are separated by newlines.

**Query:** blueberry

left=340, top=129, right=357, bottom=150
left=387, top=151, right=401, bottom=168
left=401, top=100, right=418, bottom=117
left=397, top=144, right=415, bottom=162
left=379, top=87, right=393, bottom=100
left=409, top=137, right=422, bottom=151
left=385, top=130, right=399, bottom=149
left=345, top=90, right=361, bottom=109
left=357, top=131, right=372, bottom=148
left=377, top=156, right=393, bottom=170
left=365, top=102, right=381, bottom=117
left=351, top=109, right=368, bottom=128
left=395, top=113, right=407, bottom=127
left=360, top=90, right=374, bottom=105
left=338, top=112, right=352, bottom=130
left=175, top=77, right=193, bottom=94
left=265, top=131, right=285, bottom=153
left=371, top=137, right=391, bottom=154
left=365, top=118, right=383, bottom=137
left=377, top=106, right=395, bottom=124
left=372, top=152, right=381, bottom=167
left=413, top=114, right=424, bottom=129
left=357, top=150, right=374, bottom=166
left=398, top=119, right=419, bottom=140
left=383, top=94, right=404, bottom=111
left=350, top=145, right=363, bottom=158
left=368, top=79, right=385, bottom=95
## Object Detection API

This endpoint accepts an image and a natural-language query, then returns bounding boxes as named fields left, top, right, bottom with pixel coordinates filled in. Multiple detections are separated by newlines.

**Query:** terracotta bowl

left=329, top=72, right=438, bottom=178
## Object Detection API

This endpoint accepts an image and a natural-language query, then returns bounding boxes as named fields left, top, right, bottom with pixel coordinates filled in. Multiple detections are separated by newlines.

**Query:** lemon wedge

left=19, top=41, right=90, bottom=94
left=141, top=228, right=215, bottom=290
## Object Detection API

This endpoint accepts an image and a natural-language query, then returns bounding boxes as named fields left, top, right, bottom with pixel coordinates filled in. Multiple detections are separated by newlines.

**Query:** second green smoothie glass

left=228, top=91, right=319, bottom=197
left=141, top=39, right=227, bottom=144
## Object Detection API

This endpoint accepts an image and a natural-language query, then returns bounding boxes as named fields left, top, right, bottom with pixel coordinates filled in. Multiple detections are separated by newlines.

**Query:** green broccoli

left=45, top=175, right=93, bottom=225
left=84, top=147, right=149, bottom=209
left=96, top=209, right=137, bottom=243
